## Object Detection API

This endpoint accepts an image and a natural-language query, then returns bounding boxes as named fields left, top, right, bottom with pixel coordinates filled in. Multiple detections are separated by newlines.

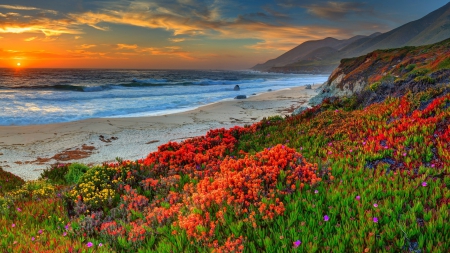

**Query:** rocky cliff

left=310, top=38, right=450, bottom=106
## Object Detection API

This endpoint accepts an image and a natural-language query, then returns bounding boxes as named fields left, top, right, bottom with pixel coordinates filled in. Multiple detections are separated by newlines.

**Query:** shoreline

left=0, top=84, right=320, bottom=180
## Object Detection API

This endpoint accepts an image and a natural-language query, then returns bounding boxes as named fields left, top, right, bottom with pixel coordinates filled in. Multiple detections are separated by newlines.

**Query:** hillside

left=255, top=2, right=450, bottom=73
left=311, top=38, right=450, bottom=106
left=251, top=34, right=376, bottom=72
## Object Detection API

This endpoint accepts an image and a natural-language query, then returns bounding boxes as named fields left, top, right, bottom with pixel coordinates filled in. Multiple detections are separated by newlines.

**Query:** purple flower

left=373, top=217, right=378, bottom=223
left=373, top=203, right=378, bottom=208
left=11, top=223, right=15, bottom=228
left=314, top=190, right=319, bottom=194
left=38, top=229, right=43, bottom=234
left=31, top=237, right=35, bottom=241
left=422, top=181, right=427, bottom=187
left=86, top=242, right=93, bottom=248
left=355, top=195, right=361, bottom=200
left=98, top=243, right=103, bottom=247
left=293, top=240, right=301, bottom=248
left=324, top=215, right=329, bottom=222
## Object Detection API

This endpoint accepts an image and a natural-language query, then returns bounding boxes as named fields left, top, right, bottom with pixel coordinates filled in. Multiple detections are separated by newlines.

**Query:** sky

left=0, top=0, right=448, bottom=69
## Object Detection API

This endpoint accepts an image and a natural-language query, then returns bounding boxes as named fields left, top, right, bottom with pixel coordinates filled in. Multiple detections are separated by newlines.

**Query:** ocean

left=0, top=69, right=328, bottom=126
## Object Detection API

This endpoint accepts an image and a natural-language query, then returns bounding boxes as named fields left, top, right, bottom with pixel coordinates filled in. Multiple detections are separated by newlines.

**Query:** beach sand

left=0, top=84, right=320, bottom=180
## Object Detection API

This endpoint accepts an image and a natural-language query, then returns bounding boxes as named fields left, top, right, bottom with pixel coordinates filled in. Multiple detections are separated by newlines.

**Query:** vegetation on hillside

left=1, top=82, right=450, bottom=252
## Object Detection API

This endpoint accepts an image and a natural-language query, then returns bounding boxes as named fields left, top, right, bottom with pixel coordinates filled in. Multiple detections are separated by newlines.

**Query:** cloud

left=0, top=19, right=83, bottom=36
left=0, top=4, right=58, bottom=14
left=305, top=1, right=372, bottom=20
left=116, top=44, right=138, bottom=50
left=80, top=44, right=97, bottom=49
left=75, top=36, right=81, bottom=39
left=169, top=38, right=186, bottom=43
left=24, top=36, right=37, bottom=41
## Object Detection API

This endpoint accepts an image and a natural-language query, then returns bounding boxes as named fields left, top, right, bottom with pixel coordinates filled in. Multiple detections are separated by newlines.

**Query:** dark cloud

left=305, top=1, right=373, bottom=20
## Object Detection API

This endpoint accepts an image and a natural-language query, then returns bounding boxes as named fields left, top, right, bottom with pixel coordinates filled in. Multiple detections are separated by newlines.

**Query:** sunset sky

left=0, top=0, right=448, bottom=69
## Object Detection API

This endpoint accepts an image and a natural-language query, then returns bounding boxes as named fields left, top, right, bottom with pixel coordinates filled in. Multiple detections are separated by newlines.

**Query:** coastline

left=0, top=84, right=320, bottom=180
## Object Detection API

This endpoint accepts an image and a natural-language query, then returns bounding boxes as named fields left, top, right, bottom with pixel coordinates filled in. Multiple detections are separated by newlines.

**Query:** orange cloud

left=80, top=44, right=97, bottom=49
left=24, top=36, right=37, bottom=41
left=116, top=44, right=138, bottom=50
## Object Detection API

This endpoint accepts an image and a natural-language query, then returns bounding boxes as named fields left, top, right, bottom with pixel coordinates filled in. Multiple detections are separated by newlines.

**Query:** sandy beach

left=0, top=84, right=319, bottom=180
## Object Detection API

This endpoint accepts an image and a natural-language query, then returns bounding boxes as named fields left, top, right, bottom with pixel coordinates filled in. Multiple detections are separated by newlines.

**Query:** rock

left=292, top=106, right=310, bottom=116
left=305, top=84, right=312, bottom=89
left=234, top=85, right=240, bottom=91
left=268, top=89, right=272, bottom=91
left=252, top=93, right=256, bottom=95
left=234, top=95, right=247, bottom=99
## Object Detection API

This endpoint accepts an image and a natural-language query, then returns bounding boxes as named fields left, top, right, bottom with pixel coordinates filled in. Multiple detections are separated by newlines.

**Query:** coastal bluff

left=309, top=38, right=450, bottom=107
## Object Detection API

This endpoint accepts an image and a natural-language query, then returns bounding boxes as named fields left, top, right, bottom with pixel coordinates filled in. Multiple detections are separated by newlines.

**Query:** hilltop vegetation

left=2, top=40, right=450, bottom=252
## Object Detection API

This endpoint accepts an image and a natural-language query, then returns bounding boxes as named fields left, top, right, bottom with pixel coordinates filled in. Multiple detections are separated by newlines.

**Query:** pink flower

left=431, top=164, right=435, bottom=168
left=314, top=190, right=319, bottom=194
left=373, top=217, right=378, bottom=223
left=86, top=242, right=93, bottom=248
left=373, top=203, right=378, bottom=208
left=324, top=215, right=329, bottom=221
left=402, top=152, right=407, bottom=157
left=11, top=223, right=15, bottom=228
left=98, top=243, right=103, bottom=247
left=422, top=182, right=427, bottom=187
left=328, top=142, right=333, bottom=146
left=31, top=237, right=35, bottom=241
left=349, top=149, right=353, bottom=153
left=17, top=208, right=21, bottom=212
left=63, top=232, right=67, bottom=237
left=355, top=195, right=361, bottom=200
left=328, top=151, right=332, bottom=155
left=38, top=229, right=43, bottom=234
left=293, top=240, right=301, bottom=248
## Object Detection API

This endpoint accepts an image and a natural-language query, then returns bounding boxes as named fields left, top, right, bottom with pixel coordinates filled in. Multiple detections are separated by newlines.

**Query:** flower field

left=1, top=83, right=450, bottom=252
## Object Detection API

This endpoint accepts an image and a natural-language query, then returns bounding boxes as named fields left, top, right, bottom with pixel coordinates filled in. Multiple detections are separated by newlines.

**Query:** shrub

left=368, top=82, right=381, bottom=91
left=0, top=167, right=25, bottom=195
left=40, top=163, right=69, bottom=185
left=65, top=163, right=90, bottom=184
left=405, top=64, right=416, bottom=72
left=414, top=76, right=436, bottom=84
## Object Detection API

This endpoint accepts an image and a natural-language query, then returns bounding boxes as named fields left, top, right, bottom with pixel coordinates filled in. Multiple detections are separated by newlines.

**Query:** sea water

left=0, top=69, right=328, bottom=126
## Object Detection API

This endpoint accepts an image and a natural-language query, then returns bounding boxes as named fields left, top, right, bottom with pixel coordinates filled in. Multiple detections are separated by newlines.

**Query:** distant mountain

left=253, top=2, right=450, bottom=73
left=251, top=34, right=377, bottom=72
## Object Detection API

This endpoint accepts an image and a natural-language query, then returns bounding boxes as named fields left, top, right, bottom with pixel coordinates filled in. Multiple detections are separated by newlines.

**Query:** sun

left=17, top=62, right=21, bottom=67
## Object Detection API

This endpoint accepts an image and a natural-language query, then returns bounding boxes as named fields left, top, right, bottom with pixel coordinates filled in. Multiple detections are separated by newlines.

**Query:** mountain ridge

left=253, top=2, right=450, bottom=73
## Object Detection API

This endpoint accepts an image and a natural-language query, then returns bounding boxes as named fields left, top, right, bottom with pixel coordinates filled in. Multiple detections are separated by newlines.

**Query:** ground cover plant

left=1, top=85, right=449, bottom=252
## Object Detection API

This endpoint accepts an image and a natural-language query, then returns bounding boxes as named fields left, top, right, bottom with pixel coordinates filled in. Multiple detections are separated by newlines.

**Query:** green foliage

left=65, top=163, right=90, bottom=184
left=368, top=81, right=381, bottom=91
left=40, top=163, right=69, bottom=185
left=0, top=167, right=25, bottom=195
left=414, top=76, right=435, bottom=84
left=408, top=68, right=429, bottom=78
left=437, top=57, right=450, bottom=70
left=405, top=64, right=416, bottom=72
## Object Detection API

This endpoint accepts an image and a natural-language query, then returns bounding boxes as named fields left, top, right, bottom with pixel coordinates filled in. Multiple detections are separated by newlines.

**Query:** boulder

left=305, top=84, right=312, bottom=89
left=234, top=85, right=240, bottom=91
left=268, top=89, right=272, bottom=91
left=292, top=106, right=310, bottom=116
left=234, top=95, right=247, bottom=99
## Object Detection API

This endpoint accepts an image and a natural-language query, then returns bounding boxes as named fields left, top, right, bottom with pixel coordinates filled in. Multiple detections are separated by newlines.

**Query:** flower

left=373, top=203, right=378, bottom=208
left=373, top=217, right=378, bottom=223
left=11, top=223, right=15, bottom=228
left=63, top=232, right=67, bottom=237
left=99, top=243, right=103, bottom=247
left=86, top=242, right=94, bottom=248
left=402, top=152, right=407, bottom=157
left=355, top=195, right=361, bottom=200
left=314, top=190, right=319, bottom=194
left=17, top=208, right=21, bottom=212
left=422, top=181, right=427, bottom=187
left=293, top=240, right=301, bottom=248
left=31, top=237, right=35, bottom=241
left=324, top=215, right=329, bottom=221
left=431, top=164, right=435, bottom=168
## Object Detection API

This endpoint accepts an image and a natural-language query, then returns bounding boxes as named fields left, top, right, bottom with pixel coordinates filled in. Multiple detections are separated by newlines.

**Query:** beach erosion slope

left=0, top=85, right=319, bottom=180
